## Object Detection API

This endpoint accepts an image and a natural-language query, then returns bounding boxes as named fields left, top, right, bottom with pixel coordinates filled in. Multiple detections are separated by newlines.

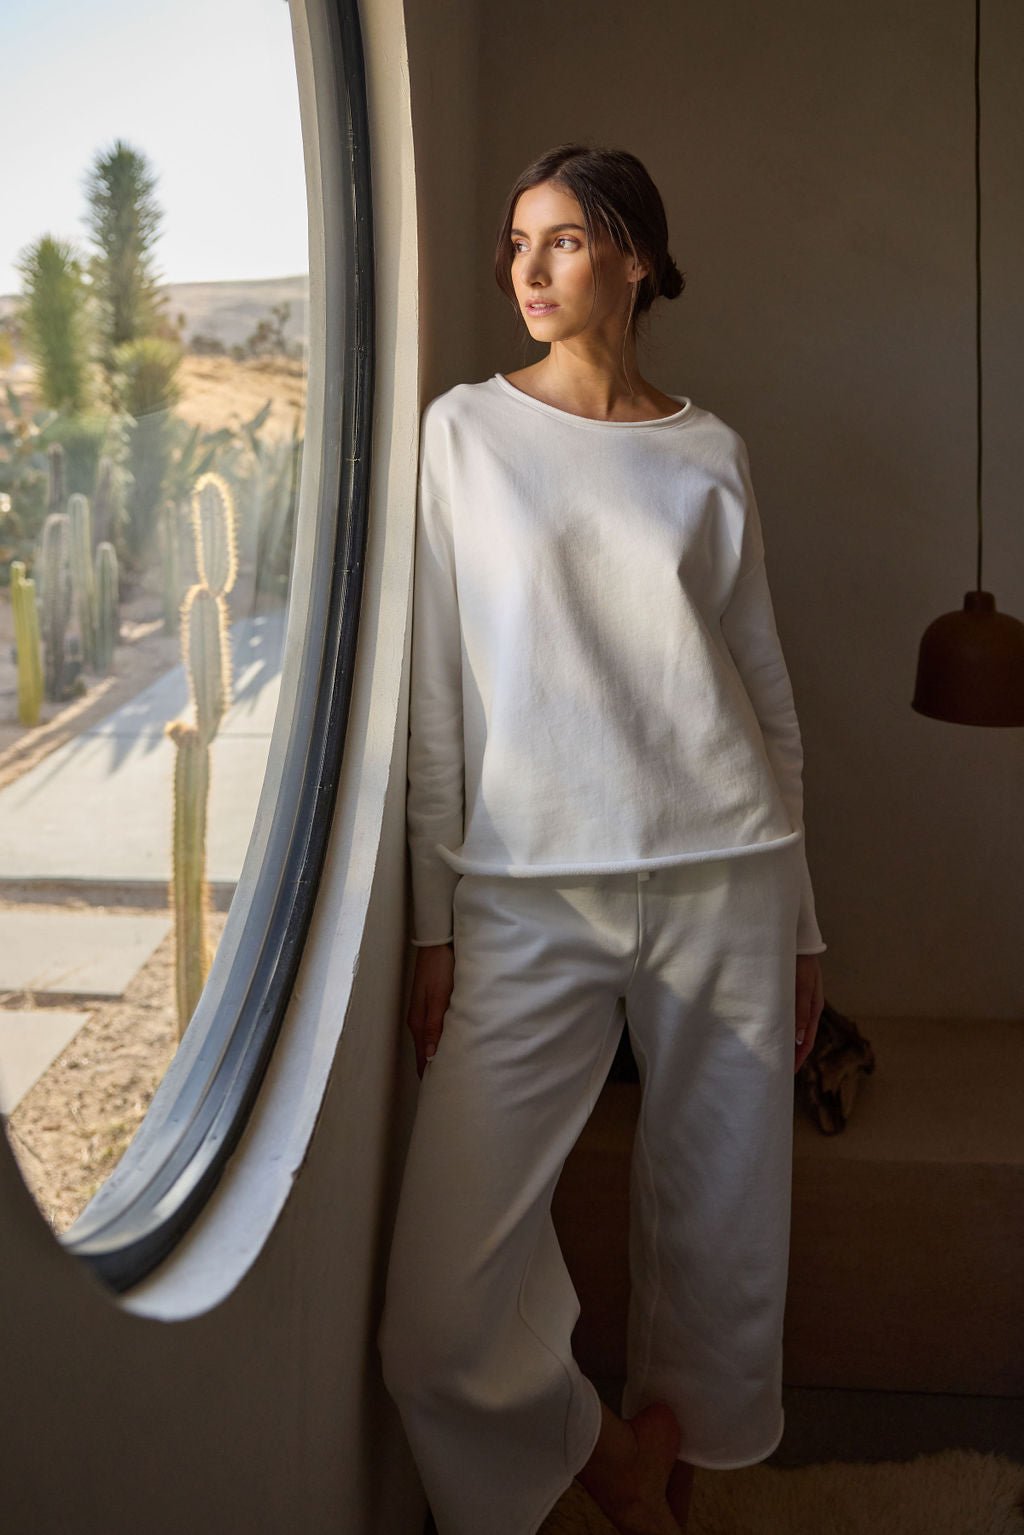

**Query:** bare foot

left=576, top=1401, right=683, bottom=1534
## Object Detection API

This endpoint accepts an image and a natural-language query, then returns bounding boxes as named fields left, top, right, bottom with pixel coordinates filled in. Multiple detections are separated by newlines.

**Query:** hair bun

left=659, top=257, right=685, bottom=301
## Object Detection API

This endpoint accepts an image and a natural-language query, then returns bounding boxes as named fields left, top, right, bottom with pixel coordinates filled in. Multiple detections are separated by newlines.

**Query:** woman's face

left=509, top=180, right=646, bottom=345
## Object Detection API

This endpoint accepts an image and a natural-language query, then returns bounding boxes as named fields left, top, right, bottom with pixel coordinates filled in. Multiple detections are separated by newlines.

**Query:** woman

left=379, top=142, right=826, bottom=1535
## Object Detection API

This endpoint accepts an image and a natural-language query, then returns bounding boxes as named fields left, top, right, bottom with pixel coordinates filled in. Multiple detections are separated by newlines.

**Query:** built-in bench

left=551, top=1018, right=1024, bottom=1397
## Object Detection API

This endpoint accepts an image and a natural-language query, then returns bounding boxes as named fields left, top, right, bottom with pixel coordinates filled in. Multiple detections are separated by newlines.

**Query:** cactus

left=93, top=455, right=115, bottom=547
left=182, top=585, right=231, bottom=742
left=94, top=541, right=119, bottom=672
left=67, top=491, right=96, bottom=668
left=158, top=500, right=183, bottom=633
left=167, top=469, right=239, bottom=1034
left=10, top=561, right=44, bottom=726
left=190, top=472, right=238, bottom=598
left=47, top=441, right=65, bottom=515
left=39, top=511, right=72, bottom=700
left=166, top=720, right=211, bottom=1035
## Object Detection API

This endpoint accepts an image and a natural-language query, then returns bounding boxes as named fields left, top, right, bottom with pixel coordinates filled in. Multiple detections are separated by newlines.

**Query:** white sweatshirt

left=407, top=373, right=826, bottom=955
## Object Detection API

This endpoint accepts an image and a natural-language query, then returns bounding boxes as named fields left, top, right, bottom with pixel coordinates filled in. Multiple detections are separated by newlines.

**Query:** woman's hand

left=794, top=954, right=824, bottom=1074
left=406, top=943, right=456, bottom=1079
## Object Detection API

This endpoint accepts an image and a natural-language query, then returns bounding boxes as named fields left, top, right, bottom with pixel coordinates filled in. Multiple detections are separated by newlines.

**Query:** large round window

left=0, top=0, right=373, bottom=1290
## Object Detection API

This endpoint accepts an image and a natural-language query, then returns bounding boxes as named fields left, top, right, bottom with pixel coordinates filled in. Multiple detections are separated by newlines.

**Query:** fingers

left=407, top=997, right=443, bottom=1078
left=418, top=999, right=445, bottom=1077
left=406, top=958, right=453, bottom=1078
left=794, top=956, right=823, bottom=1075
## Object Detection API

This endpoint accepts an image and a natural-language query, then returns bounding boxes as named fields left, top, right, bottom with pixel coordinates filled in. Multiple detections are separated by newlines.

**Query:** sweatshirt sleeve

left=719, top=447, right=827, bottom=956
left=406, top=433, right=465, bottom=947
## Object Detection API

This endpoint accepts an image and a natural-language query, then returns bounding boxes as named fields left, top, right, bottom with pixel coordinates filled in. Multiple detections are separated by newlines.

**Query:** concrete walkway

left=0, top=1010, right=91, bottom=1115
left=0, top=609, right=285, bottom=888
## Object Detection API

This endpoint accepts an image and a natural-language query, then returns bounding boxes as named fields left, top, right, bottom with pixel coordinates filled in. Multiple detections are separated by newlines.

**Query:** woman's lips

left=526, top=302, right=559, bottom=315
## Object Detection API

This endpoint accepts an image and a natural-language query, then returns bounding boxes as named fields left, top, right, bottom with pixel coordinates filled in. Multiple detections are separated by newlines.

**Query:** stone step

left=552, top=1017, right=1024, bottom=1396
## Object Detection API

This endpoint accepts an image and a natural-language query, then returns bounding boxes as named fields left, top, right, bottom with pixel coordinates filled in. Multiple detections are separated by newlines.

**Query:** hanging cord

left=975, top=0, right=983, bottom=590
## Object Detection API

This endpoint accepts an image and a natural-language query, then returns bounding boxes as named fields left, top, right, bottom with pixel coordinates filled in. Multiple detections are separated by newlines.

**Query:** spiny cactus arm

left=190, top=471, right=238, bottom=598
left=181, top=584, right=232, bottom=743
left=67, top=492, right=96, bottom=669
left=39, top=511, right=72, bottom=701
left=166, top=719, right=211, bottom=1037
left=94, top=541, right=119, bottom=673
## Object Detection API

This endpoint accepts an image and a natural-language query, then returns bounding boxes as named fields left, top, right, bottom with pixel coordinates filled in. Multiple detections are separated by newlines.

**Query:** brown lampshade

left=912, top=590, right=1024, bottom=726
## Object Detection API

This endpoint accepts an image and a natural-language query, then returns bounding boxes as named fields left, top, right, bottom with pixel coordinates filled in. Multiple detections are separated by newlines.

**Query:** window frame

left=61, top=0, right=374, bottom=1293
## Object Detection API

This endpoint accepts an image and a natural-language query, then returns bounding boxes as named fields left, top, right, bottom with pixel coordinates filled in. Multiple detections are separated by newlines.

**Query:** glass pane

left=0, top=0, right=308, bottom=1233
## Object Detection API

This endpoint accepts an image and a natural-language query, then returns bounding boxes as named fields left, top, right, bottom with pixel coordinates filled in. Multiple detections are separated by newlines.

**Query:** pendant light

left=911, top=0, right=1024, bottom=726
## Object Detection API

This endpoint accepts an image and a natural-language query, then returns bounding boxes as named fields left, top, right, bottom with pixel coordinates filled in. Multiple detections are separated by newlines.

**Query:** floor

left=421, top=1383, right=1024, bottom=1532
left=589, top=1376, right=1024, bottom=1467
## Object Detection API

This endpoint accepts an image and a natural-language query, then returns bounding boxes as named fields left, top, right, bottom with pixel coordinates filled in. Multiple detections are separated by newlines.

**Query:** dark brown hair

left=494, top=143, right=685, bottom=332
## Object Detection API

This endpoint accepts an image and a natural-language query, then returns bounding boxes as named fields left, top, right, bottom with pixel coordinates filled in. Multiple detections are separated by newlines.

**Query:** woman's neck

left=503, top=346, right=680, bottom=424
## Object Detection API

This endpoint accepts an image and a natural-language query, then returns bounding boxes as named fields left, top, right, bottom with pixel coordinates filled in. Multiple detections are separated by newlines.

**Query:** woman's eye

left=510, top=237, right=579, bottom=255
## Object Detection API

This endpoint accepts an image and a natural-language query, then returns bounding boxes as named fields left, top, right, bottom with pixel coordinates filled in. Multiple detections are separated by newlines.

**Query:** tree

left=14, top=236, right=93, bottom=414
left=242, top=302, right=293, bottom=358
left=83, top=140, right=169, bottom=401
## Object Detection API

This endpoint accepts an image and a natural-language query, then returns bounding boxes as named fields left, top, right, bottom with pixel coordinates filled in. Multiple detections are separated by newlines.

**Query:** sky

left=1, top=0, right=308, bottom=297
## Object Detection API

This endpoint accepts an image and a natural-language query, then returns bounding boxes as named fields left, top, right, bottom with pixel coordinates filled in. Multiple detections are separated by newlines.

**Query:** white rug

left=540, top=1450, right=1024, bottom=1535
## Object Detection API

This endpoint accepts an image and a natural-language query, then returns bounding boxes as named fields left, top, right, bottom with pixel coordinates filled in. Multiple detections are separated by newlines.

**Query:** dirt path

left=2, top=901, right=228, bottom=1234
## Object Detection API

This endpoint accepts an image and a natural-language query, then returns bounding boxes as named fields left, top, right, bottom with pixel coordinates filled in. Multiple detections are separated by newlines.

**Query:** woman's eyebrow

left=510, top=222, right=587, bottom=237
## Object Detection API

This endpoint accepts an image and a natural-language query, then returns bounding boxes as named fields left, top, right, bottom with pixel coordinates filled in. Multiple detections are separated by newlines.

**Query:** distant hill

left=159, top=275, right=309, bottom=351
left=0, top=274, right=309, bottom=354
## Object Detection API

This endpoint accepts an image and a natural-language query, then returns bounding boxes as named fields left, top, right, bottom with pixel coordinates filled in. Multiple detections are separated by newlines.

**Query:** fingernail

left=796, top=1031, right=805, bottom=1044
left=425, top=1046, right=436, bottom=1061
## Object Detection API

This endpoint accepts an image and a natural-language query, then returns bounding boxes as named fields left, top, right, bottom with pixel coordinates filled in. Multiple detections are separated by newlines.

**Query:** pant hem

left=677, top=1406, right=785, bottom=1471
left=524, top=1376, right=604, bottom=1535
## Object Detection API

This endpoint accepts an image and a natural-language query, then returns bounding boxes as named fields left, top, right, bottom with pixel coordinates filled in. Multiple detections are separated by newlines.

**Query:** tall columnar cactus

left=166, top=720, right=211, bottom=1032
left=67, top=491, right=96, bottom=668
left=182, top=585, right=230, bottom=742
left=93, top=455, right=114, bottom=547
left=47, top=441, right=65, bottom=515
left=166, top=471, right=239, bottom=1035
left=94, top=541, right=119, bottom=673
left=10, top=561, right=44, bottom=726
left=39, top=511, right=72, bottom=700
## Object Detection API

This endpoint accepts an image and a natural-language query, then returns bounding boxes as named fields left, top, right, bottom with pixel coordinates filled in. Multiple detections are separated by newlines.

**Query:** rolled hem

left=436, top=830, right=803, bottom=880
left=677, top=1407, right=785, bottom=1471
left=524, top=1376, right=604, bottom=1535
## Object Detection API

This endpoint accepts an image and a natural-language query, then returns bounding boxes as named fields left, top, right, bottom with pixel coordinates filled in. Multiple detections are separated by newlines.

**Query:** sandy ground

left=2, top=900, right=228, bottom=1234
left=173, top=354, right=306, bottom=443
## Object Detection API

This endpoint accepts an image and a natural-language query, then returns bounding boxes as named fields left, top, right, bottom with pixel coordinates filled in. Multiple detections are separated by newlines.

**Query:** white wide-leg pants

left=379, top=842, right=803, bottom=1535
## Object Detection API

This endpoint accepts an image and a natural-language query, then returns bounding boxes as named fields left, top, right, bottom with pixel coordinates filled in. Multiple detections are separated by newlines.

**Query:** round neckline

left=492, top=372, right=694, bottom=429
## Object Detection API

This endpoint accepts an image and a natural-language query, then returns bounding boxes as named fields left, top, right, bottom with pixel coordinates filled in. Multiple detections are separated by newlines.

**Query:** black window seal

left=60, top=0, right=374, bottom=1293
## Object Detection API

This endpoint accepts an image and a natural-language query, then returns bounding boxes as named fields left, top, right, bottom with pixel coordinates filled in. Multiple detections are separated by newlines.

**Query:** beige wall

left=449, top=0, right=1023, bottom=1021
